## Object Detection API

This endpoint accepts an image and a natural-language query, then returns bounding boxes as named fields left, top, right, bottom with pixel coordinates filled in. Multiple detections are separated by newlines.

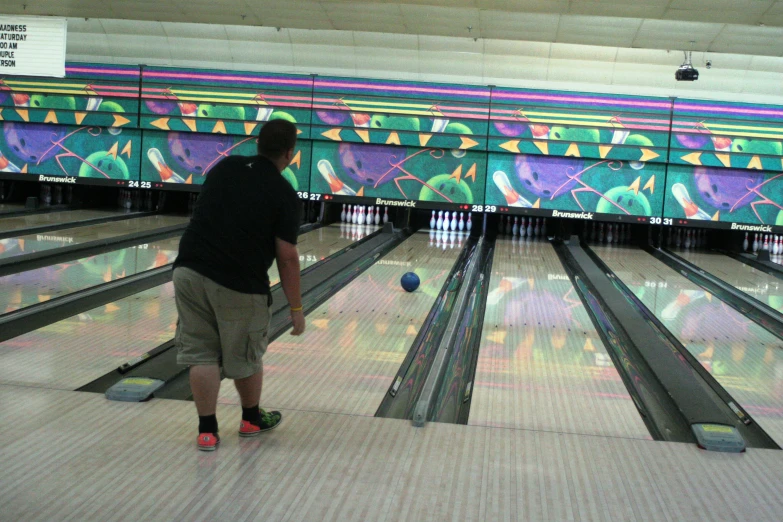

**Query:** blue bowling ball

left=401, top=272, right=420, bottom=292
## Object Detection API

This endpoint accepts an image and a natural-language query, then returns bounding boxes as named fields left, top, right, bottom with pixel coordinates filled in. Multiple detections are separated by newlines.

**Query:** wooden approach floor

left=2, top=383, right=783, bottom=522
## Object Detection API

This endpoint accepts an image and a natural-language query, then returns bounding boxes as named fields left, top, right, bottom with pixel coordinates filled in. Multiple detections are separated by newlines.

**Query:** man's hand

left=290, top=309, right=305, bottom=335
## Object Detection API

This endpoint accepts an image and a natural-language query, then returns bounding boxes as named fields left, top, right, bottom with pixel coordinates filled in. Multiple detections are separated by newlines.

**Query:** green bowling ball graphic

left=30, top=94, right=77, bottom=111
left=731, top=139, right=783, bottom=156
left=596, top=186, right=652, bottom=216
left=269, top=111, right=297, bottom=123
left=419, top=173, right=473, bottom=204
left=625, top=134, right=655, bottom=147
left=282, top=167, right=298, bottom=191
left=79, top=151, right=130, bottom=180
left=100, top=101, right=124, bottom=113
left=444, top=122, right=472, bottom=135
left=550, top=126, right=600, bottom=143
left=370, top=115, right=421, bottom=132
left=197, top=103, right=246, bottom=121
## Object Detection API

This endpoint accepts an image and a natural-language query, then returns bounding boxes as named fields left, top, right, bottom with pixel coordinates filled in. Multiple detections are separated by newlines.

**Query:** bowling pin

left=684, top=229, right=691, bottom=249
left=753, top=233, right=759, bottom=253
left=437, top=210, right=443, bottom=230
left=375, top=207, right=381, bottom=226
left=352, top=205, right=358, bottom=224
left=458, top=212, right=464, bottom=231
left=256, top=107, right=273, bottom=122
left=607, top=224, right=614, bottom=244
left=598, top=223, right=604, bottom=243
left=775, top=236, right=780, bottom=256
left=672, top=183, right=712, bottom=220
left=512, top=217, right=519, bottom=236
left=0, top=151, right=22, bottom=173
left=430, top=210, right=436, bottom=229
left=467, top=213, right=473, bottom=232
left=361, top=206, right=367, bottom=225
left=534, top=218, right=540, bottom=237
left=493, top=171, right=533, bottom=207
left=147, top=148, right=185, bottom=183
left=86, top=97, right=103, bottom=112
left=347, top=205, right=353, bottom=223
left=367, top=207, right=373, bottom=225
left=743, top=232, right=749, bottom=252
left=526, top=217, right=533, bottom=237
left=317, top=160, right=358, bottom=196
left=541, top=218, right=547, bottom=237
left=383, top=207, right=389, bottom=224
left=340, top=204, right=346, bottom=222
left=450, top=211, right=457, bottom=231
left=443, top=212, right=451, bottom=232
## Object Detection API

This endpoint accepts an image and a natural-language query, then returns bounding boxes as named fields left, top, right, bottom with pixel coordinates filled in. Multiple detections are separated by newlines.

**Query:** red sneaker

left=239, top=409, right=283, bottom=437
left=197, top=432, right=220, bottom=451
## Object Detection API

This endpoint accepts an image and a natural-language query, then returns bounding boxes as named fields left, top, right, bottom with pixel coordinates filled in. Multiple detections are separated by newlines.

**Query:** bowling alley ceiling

left=6, top=0, right=783, bottom=56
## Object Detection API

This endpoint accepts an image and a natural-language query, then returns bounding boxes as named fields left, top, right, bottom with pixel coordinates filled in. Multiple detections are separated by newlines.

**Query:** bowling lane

left=677, top=249, right=783, bottom=314
left=0, top=236, right=181, bottom=314
left=0, top=202, right=25, bottom=214
left=0, top=209, right=121, bottom=233
left=0, top=214, right=189, bottom=261
left=594, top=245, right=783, bottom=445
left=218, top=231, right=465, bottom=415
left=467, top=239, right=651, bottom=440
left=0, top=226, right=360, bottom=390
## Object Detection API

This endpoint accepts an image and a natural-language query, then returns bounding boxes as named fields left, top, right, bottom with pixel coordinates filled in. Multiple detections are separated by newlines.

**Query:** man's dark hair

left=257, top=119, right=297, bottom=159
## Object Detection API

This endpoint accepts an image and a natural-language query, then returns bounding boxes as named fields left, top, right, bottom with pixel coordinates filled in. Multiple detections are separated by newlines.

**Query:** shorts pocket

left=245, top=330, right=269, bottom=364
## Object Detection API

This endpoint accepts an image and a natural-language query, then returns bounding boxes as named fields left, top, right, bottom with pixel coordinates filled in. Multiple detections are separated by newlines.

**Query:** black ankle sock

left=242, top=405, right=261, bottom=425
left=198, top=414, right=218, bottom=434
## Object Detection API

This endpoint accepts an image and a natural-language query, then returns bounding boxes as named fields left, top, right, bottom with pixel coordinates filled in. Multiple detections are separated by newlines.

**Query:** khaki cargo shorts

left=173, top=267, right=270, bottom=380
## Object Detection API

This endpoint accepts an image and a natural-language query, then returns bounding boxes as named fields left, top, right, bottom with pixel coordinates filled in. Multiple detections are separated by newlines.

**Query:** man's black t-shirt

left=174, top=155, right=300, bottom=295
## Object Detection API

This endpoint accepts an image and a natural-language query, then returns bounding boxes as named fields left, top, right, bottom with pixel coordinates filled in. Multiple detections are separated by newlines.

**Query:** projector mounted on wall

left=676, top=50, right=699, bottom=82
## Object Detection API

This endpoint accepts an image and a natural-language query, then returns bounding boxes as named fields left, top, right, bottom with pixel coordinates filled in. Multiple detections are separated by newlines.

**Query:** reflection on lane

left=218, top=231, right=465, bottom=416
left=0, top=215, right=189, bottom=260
left=595, top=245, right=783, bottom=445
left=0, top=236, right=181, bottom=314
left=677, top=249, right=783, bottom=313
left=468, top=239, right=651, bottom=440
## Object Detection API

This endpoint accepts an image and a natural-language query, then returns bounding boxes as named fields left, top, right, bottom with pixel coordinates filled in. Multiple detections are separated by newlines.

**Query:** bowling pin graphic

left=512, top=217, right=519, bottom=236
left=340, top=204, right=346, bottom=222
left=350, top=113, right=371, bottom=128
left=85, top=97, right=103, bottom=112
left=178, top=102, right=198, bottom=118
left=671, top=183, right=711, bottom=220
left=383, top=207, right=389, bottom=224
left=743, top=232, right=749, bottom=252
left=430, top=210, right=436, bottom=229
left=711, top=136, right=732, bottom=153
left=458, top=212, right=465, bottom=231
left=317, top=160, right=358, bottom=196
left=436, top=210, right=443, bottom=230
left=431, top=118, right=450, bottom=133
left=11, top=93, right=30, bottom=107
left=450, top=211, right=457, bottom=231
left=443, top=212, right=451, bottom=232
left=147, top=148, right=185, bottom=183
left=492, top=171, right=533, bottom=208
left=611, top=128, right=631, bottom=145
left=0, top=151, right=22, bottom=173
left=466, top=213, right=472, bottom=232
left=255, top=106, right=274, bottom=122
left=375, top=207, right=381, bottom=226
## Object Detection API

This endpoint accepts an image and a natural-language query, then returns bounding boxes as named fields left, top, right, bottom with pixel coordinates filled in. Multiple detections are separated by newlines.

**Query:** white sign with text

left=0, top=16, right=66, bottom=77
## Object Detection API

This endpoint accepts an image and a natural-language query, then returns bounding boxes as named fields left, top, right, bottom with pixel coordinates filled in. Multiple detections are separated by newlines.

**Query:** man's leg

left=191, top=364, right=222, bottom=415
left=234, top=367, right=263, bottom=408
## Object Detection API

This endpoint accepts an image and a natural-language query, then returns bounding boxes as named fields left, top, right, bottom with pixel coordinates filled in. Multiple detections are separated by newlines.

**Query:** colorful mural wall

left=2, top=62, right=783, bottom=228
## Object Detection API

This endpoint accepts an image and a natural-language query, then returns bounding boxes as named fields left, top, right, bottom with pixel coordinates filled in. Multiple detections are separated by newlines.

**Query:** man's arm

left=275, top=237, right=305, bottom=335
